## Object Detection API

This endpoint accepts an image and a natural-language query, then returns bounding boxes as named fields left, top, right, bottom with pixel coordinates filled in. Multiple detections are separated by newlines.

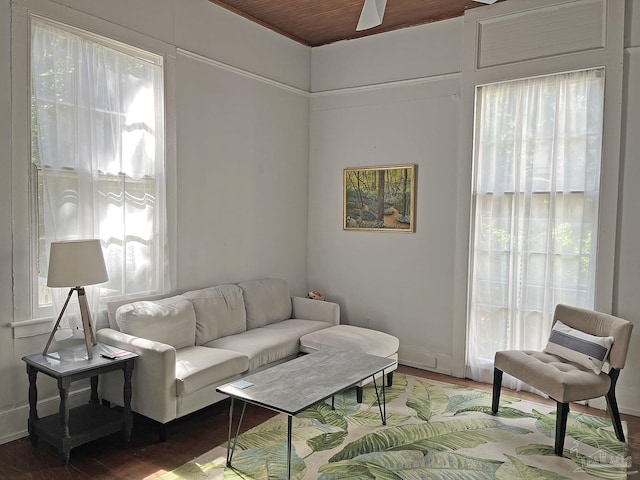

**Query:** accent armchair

left=492, top=304, right=634, bottom=456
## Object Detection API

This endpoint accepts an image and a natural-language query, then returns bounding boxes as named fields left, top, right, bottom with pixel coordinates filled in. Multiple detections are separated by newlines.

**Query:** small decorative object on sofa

left=96, top=278, right=341, bottom=437
left=307, top=290, right=325, bottom=300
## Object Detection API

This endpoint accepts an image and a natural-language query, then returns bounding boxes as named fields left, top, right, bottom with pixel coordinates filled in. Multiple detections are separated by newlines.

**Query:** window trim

left=11, top=1, right=177, bottom=334
left=452, top=0, right=625, bottom=377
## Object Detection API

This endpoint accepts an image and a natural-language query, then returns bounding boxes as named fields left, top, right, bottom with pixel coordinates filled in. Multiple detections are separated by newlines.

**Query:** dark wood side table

left=22, top=342, right=138, bottom=464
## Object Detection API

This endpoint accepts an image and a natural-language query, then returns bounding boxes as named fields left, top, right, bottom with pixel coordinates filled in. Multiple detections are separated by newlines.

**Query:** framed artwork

left=343, top=164, right=416, bottom=232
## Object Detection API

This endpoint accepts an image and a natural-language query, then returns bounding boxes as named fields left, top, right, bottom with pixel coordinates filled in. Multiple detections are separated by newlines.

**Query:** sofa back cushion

left=183, top=285, right=247, bottom=345
left=238, top=278, right=292, bottom=329
left=115, top=295, right=196, bottom=349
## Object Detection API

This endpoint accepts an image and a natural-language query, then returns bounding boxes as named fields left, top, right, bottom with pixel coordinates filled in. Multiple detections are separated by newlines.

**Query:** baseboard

left=399, top=359, right=450, bottom=376
left=617, top=385, right=640, bottom=417
left=398, top=345, right=453, bottom=376
left=0, top=387, right=91, bottom=446
left=588, top=385, right=640, bottom=417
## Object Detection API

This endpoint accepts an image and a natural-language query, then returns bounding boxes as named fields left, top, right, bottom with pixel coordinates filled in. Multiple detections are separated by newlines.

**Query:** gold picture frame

left=343, top=164, right=416, bottom=232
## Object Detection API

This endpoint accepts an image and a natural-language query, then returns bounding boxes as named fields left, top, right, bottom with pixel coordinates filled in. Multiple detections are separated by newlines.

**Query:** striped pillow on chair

left=544, top=320, right=614, bottom=374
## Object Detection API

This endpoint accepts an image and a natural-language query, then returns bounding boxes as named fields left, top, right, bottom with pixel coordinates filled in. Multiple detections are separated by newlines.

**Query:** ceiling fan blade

left=356, top=0, right=387, bottom=31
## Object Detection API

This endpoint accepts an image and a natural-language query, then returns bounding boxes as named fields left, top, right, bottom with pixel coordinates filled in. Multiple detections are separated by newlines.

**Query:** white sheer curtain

left=31, top=18, right=169, bottom=334
left=466, top=69, right=604, bottom=389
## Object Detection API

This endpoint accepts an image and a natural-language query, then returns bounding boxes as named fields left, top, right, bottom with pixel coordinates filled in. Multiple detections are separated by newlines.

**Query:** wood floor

left=1, top=365, right=638, bottom=479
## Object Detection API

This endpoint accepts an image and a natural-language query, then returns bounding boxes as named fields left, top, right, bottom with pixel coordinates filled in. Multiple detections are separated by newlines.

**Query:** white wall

left=308, top=18, right=465, bottom=374
left=614, top=0, right=640, bottom=414
left=53, top=0, right=310, bottom=91
left=1, top=0, right=310, bottom=443
left=0, top=0, right=17, bottom=444
left=175, top=52, right=310, bottom=290
left=308, top=0, right=640, bottom=415
left=311, top=18, right=463, bottom=92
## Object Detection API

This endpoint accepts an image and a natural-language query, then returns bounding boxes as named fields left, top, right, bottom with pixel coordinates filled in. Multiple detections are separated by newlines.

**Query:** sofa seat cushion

left=175, top=346, right=249, bottom=397
left=116, top=295, right=196, bottom=350
left=183, top=285, right=247, bottom=345
left=204, top=319, right=331, bottom=371
left=300, top=325, right=400, bottom=358
left=238, top=278, right=292, bottom=329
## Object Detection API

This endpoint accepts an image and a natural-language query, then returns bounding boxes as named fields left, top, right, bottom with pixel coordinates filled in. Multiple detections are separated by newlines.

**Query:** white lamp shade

left=47, top=239, right=109, bottom=287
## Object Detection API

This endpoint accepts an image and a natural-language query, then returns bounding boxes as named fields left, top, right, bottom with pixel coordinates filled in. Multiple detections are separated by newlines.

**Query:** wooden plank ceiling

left=208, top=0, right=504, bottom=47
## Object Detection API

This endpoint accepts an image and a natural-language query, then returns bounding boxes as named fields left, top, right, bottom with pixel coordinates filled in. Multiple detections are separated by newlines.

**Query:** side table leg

left=26, top=365, right=39, bottom=447
left=90, top=375, right=99, bottom=404
left=122, top=359, right=135, bottom=442
left=58, top=379, right=71, bottom=465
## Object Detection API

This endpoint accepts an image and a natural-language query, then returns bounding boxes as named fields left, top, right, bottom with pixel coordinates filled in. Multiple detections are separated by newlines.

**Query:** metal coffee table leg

left=372, top=369, right=387, bottom=425
left=287, top=415, right=293, bottom=479
left=225, top=398, right=247, bottom=467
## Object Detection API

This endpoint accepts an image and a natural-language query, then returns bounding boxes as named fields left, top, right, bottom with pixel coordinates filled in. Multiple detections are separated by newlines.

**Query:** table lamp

left=43, top=239, right=109, bottom=359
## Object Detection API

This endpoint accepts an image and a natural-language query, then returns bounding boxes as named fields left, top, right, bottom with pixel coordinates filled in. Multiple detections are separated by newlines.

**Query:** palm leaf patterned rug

left=158, top=373, right=630, bottom=479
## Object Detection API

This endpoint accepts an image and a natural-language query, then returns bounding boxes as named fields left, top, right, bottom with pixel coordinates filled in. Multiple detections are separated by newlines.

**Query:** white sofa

left=96, top=278, right=339, bottom=433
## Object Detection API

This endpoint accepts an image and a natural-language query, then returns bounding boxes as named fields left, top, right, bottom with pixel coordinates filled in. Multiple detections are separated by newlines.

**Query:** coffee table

left=216, top=348, right=395, bottom=479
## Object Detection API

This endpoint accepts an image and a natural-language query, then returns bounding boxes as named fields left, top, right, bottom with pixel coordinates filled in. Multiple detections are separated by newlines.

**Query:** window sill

left=9, top=317, right=110, bottom=339
left=9, top=317, right=53, bottom=339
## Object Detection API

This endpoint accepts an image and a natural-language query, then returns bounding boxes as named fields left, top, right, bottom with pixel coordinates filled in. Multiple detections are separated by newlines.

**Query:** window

left=30, top=16, right=169, bottom=323
left=466, top=69, right=605, bottom=385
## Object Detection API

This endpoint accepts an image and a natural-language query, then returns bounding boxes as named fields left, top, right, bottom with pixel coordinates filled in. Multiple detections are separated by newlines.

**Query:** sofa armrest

left=291, top=296, right=340, bottom=326
left=96, top=328, right=178, bottom=424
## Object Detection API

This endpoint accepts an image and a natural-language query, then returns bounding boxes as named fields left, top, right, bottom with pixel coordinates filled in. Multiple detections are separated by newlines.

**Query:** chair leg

left=605, top=368, right=625, bottom=442
left=605, top=392, right=625, bottom=442
left=387, top=371, right=394, bottom=387
left=492, top=368, right=503, bottom=414
left=555, top=402, right=570, bottom=456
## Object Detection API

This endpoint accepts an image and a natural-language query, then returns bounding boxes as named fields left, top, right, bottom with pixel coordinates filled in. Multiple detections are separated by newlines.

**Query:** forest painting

left=343, top=165, right=416, bottom=232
